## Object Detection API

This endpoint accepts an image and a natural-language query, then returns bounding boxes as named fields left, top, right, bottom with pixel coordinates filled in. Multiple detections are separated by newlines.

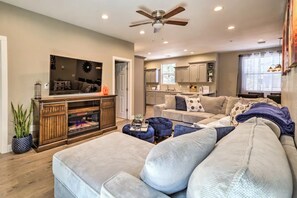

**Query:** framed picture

left=283, top=0, right=297, bottom=75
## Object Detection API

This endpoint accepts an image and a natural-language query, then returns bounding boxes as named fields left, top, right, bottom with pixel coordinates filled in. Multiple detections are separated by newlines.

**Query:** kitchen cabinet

left=175, top=67, right=189, bottom=83
left=189, top=63, right=207, bottom=83
left=146, top=92, right=156, bottom=105
left=145, top=69, right=159, bottom=83
left=155, top=92, right=166, bottom=104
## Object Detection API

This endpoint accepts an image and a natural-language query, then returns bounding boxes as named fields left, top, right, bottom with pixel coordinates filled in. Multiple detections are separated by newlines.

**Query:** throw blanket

left=236, top=103, right=295, bottom=136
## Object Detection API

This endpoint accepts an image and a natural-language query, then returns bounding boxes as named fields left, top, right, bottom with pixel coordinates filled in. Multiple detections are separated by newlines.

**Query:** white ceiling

left=1, top=0, right=285, bottom=60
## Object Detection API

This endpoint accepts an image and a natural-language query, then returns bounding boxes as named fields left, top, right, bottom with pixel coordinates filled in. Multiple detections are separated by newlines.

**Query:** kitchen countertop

left=146, top=90, right=215, bottom=95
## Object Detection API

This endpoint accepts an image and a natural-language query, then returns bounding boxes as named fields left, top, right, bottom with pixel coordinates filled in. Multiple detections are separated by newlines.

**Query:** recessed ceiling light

left=190, top=52, right=194, bottom=54
left=163, top=41, right=168, bottom=44
left=228, top=26, right=235, bottom=30
left=184, top=49, right=188, bottom=52
left=101, top=14, right=109, bottom=20
left=148, top=52, right=151, bottom=55
left=140, top=30, right=145, bottom=35
left=214, top=6, right=223, bottom=12
left=258, top=39, right=266, bottom=44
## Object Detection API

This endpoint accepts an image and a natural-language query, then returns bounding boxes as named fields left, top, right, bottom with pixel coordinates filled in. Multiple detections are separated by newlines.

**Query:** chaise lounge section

left=53, top=118, right=297, bottom=198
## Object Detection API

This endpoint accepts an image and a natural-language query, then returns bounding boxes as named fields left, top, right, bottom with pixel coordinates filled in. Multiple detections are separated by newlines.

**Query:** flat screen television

left=49, top=55, right=102, bottom=96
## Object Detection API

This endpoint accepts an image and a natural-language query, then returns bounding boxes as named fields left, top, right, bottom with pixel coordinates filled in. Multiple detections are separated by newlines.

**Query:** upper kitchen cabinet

left=189, top=63, right=207, bottom=83
left=175, top=66, right=189, bottom=83
left=145, top=68, right=159, bottom=83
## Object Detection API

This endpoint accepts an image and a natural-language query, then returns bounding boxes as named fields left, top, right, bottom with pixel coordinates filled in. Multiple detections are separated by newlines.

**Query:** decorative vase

left=12, top=134, right=32, bottom=154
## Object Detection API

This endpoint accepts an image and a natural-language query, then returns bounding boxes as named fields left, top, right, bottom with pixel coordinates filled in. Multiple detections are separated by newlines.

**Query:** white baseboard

left=7, top=144, right=12, bottom=153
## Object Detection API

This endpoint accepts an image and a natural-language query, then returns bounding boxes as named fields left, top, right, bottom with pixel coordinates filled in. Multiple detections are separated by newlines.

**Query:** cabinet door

left=182, top=67, right=190, bottom=82
left=176, top=67, right=189, bottom=83
left=198, top=64, right=207, bottom=82
left=150, top=70, right=159, bottom=83
left=189, top=64, right=198, bottom=82
left=145, top=71, right=151, bottom=83
left=39, top=103, right=67, bottom=145
left=155, top=92, right=166, bottom=104
left=100, top=97, right=116, bottom=129
left=175, top=68, right=183, bottom=82
left=146, top=92, right=156, bottom=105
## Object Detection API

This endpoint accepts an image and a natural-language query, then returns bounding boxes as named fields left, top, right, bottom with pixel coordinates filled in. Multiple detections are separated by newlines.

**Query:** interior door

left=115, top=63, right=128, bottom=119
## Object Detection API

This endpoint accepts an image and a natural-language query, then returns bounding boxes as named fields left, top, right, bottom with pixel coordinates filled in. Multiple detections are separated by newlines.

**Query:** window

left=240, top=51, right=282, bottom=93
left=161, top=63, right=176, bottom=84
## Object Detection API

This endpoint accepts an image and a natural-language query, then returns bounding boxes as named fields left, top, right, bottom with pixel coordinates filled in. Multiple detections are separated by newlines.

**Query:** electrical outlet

left=44, top=83, right=49, bottom=90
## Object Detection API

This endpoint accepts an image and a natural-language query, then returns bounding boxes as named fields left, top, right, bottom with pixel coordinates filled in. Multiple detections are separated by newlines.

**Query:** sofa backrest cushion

left=140, top=128, right=217, bottom=195
left=225, top=96, right=240, bottom=115
left=164, top=95, right=176, bottom=109
left=187, top=118, right=293, bottom=198
left=200, top=96, right=226, bottom=115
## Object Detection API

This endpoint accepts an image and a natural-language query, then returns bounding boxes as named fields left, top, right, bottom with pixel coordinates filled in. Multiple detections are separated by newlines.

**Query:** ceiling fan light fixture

left=152, top=20, right=163, bottom=30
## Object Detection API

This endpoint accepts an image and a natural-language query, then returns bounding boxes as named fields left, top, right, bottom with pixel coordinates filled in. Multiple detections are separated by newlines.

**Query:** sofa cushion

left=230, top=101, right=253, bottom=125
left=164, top=95, right=176, bottom=110
left=140, top=128, right=217, bottom=195
left=197, top=117, right=218, bottom=125
left=182, top=112, right=214, bottom=123
left=187, top=118, right=293, bottom=198
left=200, top=96, right=226, bottom=114
left=162, top=109, right=183, bottom=121
left=53, top=132, right=154, bottom=198
left=175, top=96, right=187, bottom=111
left=185, top=98, right=205, bottom=112
left=225, top=96, right=240, bottom=115
left=101, top=172, right=169, bottom=198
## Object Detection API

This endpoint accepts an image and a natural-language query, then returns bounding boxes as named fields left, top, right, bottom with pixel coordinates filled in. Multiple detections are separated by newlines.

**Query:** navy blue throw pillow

left=173, top=124, right=235, bottom=142
left=175, top=96, right=187, bottom=111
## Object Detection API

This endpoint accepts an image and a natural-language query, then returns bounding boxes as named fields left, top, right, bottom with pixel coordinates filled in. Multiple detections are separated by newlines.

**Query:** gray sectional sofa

left=53, top=118, right=297, bottom=198
left=154, top=95, right=279, bottom=125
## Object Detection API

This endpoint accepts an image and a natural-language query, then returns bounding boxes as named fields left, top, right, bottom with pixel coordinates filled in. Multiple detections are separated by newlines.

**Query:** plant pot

left=12, top=134, right=32, bottom=154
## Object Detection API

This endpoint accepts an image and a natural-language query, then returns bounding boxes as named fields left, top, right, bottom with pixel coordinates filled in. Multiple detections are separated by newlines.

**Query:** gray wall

left=217, top=47, right=281, bottom=96
left=134, top=56, right=145, bottom=115
left=0, top=2, right=134, bottom=143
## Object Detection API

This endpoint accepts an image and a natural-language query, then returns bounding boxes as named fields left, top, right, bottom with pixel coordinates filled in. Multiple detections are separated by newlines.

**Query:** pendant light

left=267, top=38, right=282, bottom=72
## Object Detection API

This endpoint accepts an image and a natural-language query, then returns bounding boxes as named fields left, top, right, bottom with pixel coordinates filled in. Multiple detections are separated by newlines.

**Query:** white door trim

left=0, top=36, right=8, bottom=154
left=112, top=56, right=133, bottom=120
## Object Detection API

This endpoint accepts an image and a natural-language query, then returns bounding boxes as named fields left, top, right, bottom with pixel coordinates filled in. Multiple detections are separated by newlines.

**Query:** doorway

left=115, top=61, right=128, bottom=120
left=0, top=36, right=8, bottom=154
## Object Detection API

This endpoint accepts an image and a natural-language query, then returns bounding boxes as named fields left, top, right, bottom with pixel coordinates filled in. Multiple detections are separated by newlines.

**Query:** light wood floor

left=0, top=106, right=153, bottom=198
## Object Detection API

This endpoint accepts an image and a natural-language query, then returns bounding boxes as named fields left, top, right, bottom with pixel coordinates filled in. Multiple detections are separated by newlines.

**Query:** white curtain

left=240, top=51, right=281, bottom=94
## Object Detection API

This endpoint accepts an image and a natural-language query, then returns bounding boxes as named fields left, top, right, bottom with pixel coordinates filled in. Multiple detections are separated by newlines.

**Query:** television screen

left=49, top=55, right=102, bottom=96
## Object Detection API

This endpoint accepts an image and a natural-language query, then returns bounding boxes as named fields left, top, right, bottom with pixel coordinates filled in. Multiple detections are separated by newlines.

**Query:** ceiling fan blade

left=129, top=21, right=152, bottom=27
left=164, top=20, right=188, bottom=26
left=163, top=6, right=185, bottom=19
left=136, top=10, right=154, bottom=19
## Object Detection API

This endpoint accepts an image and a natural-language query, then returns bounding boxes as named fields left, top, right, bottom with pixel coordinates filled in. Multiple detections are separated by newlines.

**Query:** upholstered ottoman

left=122, top=124, right=155, bottom=143
left=147, top=117, right=173, bottom=140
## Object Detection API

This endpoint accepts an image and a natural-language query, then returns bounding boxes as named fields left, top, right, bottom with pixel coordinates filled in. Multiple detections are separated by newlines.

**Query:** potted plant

left=11, top=102, right=33, bottom=154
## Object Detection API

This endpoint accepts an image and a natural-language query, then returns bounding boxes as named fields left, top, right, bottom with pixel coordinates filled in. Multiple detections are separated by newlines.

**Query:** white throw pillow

left=186, top=98, right=205, bottom=112
left=140, top=128, right=217, bottom=195
left=230, top=101, right=253, bottom=125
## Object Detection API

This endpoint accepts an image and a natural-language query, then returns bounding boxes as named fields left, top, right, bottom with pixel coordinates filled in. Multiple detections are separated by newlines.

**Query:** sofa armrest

left=101, top=172, right=169, bottom=198
left=153, top=104, right=166, bottom=117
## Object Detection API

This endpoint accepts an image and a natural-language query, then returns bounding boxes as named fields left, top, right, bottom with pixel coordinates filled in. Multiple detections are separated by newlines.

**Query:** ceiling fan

left=130, top=6, right=188, bottom=33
